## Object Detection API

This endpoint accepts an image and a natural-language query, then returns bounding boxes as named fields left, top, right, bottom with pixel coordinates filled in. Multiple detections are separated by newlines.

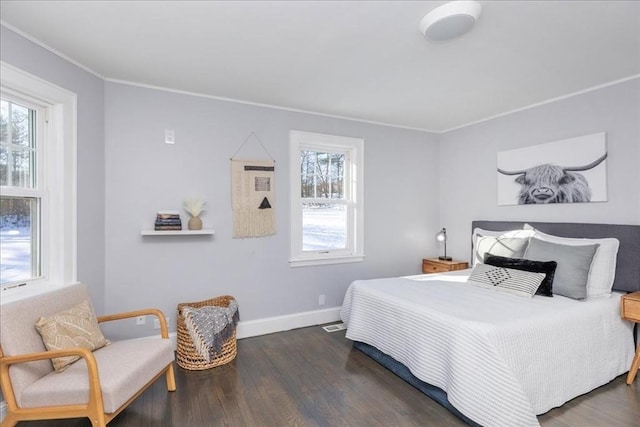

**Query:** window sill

left=289, top=254, right=364, bottom=268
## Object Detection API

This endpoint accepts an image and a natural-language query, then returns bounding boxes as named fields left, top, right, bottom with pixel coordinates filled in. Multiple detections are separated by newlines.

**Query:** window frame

left=289, top=130, right=364, bottom=267
left=1, top=61, right=77, bottom=301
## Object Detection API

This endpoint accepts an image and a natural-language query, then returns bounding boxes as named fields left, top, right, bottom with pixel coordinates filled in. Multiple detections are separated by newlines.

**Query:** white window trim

left=289, top=130, right=364, bottom=267
left=1, top=61, right=77, bottom=303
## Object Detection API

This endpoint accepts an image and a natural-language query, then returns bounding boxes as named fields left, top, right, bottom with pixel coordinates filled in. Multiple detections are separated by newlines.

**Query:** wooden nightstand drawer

left=621, top=292, right=640, bottom=322
left=423, top=262, right=451, bottom=273
left=422, top=258, right=469, bottom=274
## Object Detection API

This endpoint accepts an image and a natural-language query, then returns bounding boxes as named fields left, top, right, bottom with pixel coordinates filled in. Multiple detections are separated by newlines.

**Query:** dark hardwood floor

left=18, top=324, right=640, bottom=426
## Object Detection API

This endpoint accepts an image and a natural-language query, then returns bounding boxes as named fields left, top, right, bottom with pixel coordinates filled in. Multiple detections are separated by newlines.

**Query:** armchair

left=0, top=283, right=176, bottom=427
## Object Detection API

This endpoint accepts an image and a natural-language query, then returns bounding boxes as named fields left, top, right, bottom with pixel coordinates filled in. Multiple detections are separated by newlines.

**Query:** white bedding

left=340, top=269, right=635, bottom=427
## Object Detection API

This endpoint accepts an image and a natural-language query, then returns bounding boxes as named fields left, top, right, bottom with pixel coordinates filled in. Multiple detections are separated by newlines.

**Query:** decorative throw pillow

left=523, top=224, right=619, bottom=298
left=34, top=300, right=110, bottom=372
left=471, top=228, right=535, bottom=265
left=467, top=263, right=546, bottom=298
left=474, top=234, right=531, bottom=266
left=524, top=237, right=599, bottom=300
left=484, top=254, right=557, bottom=297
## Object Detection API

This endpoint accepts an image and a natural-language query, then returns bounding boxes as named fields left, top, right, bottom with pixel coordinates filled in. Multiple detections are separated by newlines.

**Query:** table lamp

left=435, top=227, right=452, bottom=261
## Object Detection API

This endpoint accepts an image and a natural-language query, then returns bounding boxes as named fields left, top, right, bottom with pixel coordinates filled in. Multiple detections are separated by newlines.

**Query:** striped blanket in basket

left=182, top=300, right=239, bottom=362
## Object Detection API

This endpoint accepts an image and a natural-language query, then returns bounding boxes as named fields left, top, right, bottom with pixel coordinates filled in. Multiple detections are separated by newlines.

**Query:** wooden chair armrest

left=1, top=347, right=95, bottom=366
left=97, top=308, right=170, bottom=338
left=0, top=347, right=104, bottom=411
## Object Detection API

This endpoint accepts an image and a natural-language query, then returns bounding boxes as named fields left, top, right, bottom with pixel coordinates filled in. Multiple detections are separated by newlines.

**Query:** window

left=1, top=97, right=42, bottom=285
left=289, top=130, right=363, bottom=266
left=0, top=62, right=77, bottom=297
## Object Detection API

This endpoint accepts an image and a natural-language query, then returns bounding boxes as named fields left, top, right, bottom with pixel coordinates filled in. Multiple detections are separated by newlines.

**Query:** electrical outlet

left=319, top=294, right=326, bottom=306
left=164, top=129, right=175, bottom=144
left=136, top=316, right=145, bottom=326
left=154, top=317, right=169, bottom=330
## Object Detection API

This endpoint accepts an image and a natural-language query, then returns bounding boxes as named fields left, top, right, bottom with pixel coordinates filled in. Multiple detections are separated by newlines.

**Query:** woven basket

left=176, top=295, right=238, bottom=370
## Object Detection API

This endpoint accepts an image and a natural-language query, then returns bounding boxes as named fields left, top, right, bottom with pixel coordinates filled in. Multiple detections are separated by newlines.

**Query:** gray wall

left=103, top=82, right=439, bottom=337
left=0, top=26, right=106, bottom=309
left=437, top=78, right=640, bottom=262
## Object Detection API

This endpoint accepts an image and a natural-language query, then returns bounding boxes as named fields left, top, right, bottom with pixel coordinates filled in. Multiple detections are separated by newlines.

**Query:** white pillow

left=467, top=263, right=546, bottom=298
left=472, top=227, right=534, bottom=266
left=523, top=224, right=619, bottom=298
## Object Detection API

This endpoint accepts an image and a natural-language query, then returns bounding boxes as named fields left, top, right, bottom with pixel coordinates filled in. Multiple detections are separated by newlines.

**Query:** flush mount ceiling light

left=420, top=1, right=482, bottom=41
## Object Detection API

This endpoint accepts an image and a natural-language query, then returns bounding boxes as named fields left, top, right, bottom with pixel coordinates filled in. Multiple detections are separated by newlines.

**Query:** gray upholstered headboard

left=471, top=220, right=640, bottom=293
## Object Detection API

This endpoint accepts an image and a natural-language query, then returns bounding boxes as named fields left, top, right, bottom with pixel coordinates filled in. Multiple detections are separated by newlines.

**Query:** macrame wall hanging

left=230, top=132, right=276, bottom=238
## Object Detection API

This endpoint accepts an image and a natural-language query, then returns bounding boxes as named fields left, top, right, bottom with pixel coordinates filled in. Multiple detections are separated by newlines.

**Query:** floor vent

left=322, top=323, right=346, bottom=333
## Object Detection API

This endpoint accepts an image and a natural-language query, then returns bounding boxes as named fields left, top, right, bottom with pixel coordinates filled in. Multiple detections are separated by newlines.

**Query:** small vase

left=188, top=216, right=202, bottom=230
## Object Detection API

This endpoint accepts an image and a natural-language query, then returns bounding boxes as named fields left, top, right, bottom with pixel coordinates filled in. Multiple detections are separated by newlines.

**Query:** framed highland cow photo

left=497, top=132, right=607, bottom=206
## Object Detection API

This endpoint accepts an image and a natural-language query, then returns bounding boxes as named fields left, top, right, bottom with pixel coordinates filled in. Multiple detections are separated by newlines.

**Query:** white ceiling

left=1, top=1, right=639, bottom=132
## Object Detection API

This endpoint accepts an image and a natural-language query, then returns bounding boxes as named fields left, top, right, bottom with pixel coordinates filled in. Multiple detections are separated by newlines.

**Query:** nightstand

left=422, top=258, right=469, bottom=274
left=621, top=291, right=640, bottom=385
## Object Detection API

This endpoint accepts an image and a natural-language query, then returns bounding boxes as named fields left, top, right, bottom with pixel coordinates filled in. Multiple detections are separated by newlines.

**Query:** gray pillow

left=524, top=238, right=599, bottom=300
left=474, top=235, right=530, bottom=265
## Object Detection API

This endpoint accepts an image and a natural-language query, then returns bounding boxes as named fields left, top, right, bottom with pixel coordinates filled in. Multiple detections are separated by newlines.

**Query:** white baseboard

left=144, top=305, right=342, bottom=349
left=235, top=306, right=342, bottom=339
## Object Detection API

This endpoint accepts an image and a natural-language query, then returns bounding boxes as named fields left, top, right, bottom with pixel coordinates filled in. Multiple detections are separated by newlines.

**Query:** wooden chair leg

left=166, top=364, right=177, bottom=391
left=89, top=415, right=107, bottom=427
left=0, top=413, right=18, bottom=427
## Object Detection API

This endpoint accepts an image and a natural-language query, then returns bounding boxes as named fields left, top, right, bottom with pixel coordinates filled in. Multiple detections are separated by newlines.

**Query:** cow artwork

left=497, top=153, right=607, bottom=204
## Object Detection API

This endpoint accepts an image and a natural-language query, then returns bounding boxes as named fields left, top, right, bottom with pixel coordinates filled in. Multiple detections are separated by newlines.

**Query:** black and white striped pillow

left=467, top=264, right=546, bottom=298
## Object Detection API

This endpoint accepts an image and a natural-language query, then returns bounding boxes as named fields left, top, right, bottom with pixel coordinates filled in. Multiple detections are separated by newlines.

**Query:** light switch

left=165, top=129, right=175, bottom=144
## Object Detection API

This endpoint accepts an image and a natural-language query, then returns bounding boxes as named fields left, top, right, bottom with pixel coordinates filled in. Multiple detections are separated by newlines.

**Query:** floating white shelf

left=141, top=229, right=215, bottom=236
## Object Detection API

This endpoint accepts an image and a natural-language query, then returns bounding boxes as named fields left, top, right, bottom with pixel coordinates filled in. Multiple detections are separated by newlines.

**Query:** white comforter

left=340, top=270, right=635, bottom=427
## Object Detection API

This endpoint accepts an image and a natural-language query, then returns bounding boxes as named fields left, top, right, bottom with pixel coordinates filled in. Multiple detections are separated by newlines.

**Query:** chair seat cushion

left=20, top=337, right=174, bottom=413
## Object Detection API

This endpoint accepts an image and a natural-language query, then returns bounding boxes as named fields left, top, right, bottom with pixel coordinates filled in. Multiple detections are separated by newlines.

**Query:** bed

left=340, top=221, right=640, bottom=427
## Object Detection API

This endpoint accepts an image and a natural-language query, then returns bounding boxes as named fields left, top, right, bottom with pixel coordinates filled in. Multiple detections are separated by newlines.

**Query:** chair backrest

left=0, top=283, right=92, bottom=405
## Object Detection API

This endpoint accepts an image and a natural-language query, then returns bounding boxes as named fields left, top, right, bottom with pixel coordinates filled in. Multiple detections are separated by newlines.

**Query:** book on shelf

left=154, top=225, right=183, bottom=231
left=156, top=211, right=181, bottom=219
left=155, top=218, right=182, bottom=225
left=154, top=210, right=182, bottom=230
